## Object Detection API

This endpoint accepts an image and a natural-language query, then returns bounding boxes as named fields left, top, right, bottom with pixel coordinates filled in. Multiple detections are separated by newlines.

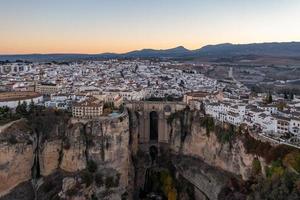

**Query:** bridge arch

left=126, top=101, right=186, bottom=144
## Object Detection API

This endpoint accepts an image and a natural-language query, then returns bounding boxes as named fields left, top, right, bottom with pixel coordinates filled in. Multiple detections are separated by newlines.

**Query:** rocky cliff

left=0, top=110, right=130, bottom=200
left=1, top=107, right=298, bottom=200
left=0, top=119, right=34, bottom=197
left=168, top=109, right=257, bottom=180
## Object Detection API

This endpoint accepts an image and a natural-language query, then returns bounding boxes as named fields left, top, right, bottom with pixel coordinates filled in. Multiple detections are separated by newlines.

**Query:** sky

left=1, top=0, right=300, bottom=54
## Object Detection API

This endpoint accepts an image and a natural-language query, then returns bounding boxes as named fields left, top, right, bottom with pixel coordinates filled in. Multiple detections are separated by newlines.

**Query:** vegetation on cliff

left=0, top=106, right=20, bottom=125
left=167, top=106, right=195, bottom=145
left=168, top=108, right=241, bottom=148
left=168, top=108, right=300, bottom=199
left=199, top=115, right=214, bottom=136
left=248, top=171, right=300, bottom=200
left=28, top=108, right=70, bottom=142
left=242, top=131, right=300, bottom=173
left=251, top=158, right=262, bottom=176
left=214, top=123, right=239, bottom=146
left=143, top=168, right=177, bottom=200
left=214, top=127, right=300, bottom=199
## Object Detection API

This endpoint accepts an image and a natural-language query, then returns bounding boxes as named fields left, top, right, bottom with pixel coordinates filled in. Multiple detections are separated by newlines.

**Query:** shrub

left=91, top=194, right=98, bottom=200
left=105, top=176, right=115, bottom=188
left=105, top=174, right=120, bottom=189
left=199, top=116, right=214, bottom=136
left=252, top=158, right=262, bottom=176
left=266, top=160, right=285, bottom=178
left=283, top=151, right=300, bottom=173
left=8, top=135, right=18, bottom=144
left=43, top=180, right=55, bottom=193
left=81, top=171, right=93, bottom=187
left=242, top=133, right=295, bottom=164
left=66, top=187, right=77, bottom=197
left=214, top=124, right=235, bottom=144
left=95, top=172, right=104, bottom=187
left=87, top=160, right=98, bottom=173
left=248, top=171, right=300, bottom=199
left=160, top=170, right=177, bottom=200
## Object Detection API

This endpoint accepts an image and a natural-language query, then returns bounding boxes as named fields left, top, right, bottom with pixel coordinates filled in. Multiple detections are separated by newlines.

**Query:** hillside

left=1, top=42, right=300, bottom=61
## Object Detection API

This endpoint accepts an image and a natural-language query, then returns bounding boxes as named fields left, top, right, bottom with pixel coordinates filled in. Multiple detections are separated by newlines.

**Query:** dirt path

left=0, top=119, right=24, bottom=134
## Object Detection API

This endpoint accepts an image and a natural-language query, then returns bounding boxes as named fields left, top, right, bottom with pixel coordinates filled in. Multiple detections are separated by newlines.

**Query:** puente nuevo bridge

left=126, top=101, right=186, bottom=144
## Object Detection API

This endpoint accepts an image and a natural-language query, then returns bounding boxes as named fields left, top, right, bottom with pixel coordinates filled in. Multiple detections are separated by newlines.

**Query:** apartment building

left=35, top=83, right=60, bottom=95
left=72, top=96, right=103, bottom=119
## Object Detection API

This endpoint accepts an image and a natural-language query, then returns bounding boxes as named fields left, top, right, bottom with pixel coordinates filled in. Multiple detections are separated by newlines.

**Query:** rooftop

left=185, top=91, right=210, bottom=97
left=0, top=91, right=42, bottom=102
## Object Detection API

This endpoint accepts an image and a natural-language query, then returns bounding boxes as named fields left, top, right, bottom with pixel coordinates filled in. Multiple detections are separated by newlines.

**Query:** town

left=0, top=59, right=300, bottom=148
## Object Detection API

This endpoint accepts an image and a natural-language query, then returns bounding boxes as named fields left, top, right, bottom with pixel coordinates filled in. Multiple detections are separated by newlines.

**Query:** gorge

left=0, top=102, right=300, bottom=200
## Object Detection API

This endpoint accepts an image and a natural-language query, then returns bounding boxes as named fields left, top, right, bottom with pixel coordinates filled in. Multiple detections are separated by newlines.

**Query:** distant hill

left=1, top=42, right=300, bottom=61
left=123, top=46, right=191, bottom=58
left=195, top=42, right=300, bottom=57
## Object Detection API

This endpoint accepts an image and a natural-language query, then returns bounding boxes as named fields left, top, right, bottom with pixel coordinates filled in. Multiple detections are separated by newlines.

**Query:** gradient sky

left=1, top=0, right=300, bottom=54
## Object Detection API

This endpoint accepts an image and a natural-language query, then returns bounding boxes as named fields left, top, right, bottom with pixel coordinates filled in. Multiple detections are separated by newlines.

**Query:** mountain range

left=1, top=42, right=300, bottom=62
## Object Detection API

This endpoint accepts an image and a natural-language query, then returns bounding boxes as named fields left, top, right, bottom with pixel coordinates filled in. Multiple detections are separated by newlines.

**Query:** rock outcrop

left=173, top=156, right=235, bottom=200
left=60, top=123, right=86, bottom=172
left=0, top=120, right=34, bottom=197
left=0, top=111, right=130, bottom=200
left=169, top=110, right=256, bottom=180
left=0, top=107, right=272, bottom=199
left=39, top=139, right=62, bottom=176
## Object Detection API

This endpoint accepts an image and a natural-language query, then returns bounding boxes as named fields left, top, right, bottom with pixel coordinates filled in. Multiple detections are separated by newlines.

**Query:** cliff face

left=169, top=110, right=256, bottom=180
left=0, top=108, right=269, bottom=199
left=0, top=111, right=130, bottom=200
left=59, top=123, right=86, bottom=172
left=39, top=139, right=62, bottom=176
left=0, top=120, right=34, bottom=197
left=58, top=116, right=130, bottom=200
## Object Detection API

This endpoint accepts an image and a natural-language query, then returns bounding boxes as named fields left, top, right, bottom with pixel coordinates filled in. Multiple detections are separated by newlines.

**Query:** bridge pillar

left=140, top=112, right=150, bottom=143
left=158, top=113, right=168, bottom=143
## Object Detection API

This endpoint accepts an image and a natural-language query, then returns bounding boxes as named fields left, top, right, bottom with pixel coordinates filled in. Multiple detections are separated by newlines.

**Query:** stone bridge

left=126, top=101, right=186, bottom=144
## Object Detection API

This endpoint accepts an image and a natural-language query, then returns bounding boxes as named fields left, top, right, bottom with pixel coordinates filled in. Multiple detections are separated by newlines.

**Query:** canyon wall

left=168, top=110, right=258, bottom=180
left=128, top=108, right=266, bottom=200
left=0, top=120, right=34, bottom=197
left=0, top=107, right=268, bottom=200
left=0, top=111, right=130, bottom=200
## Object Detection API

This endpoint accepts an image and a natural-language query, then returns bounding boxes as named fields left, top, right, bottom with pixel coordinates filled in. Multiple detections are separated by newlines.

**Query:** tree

left=16, top=101, right=28, bottom=116
left=134, top=64, right=138, bottom=72
left=21, top=101, right=28, bottom=116
left=277, top=102, right=286, bottom=111
left=179, top=80, right=185, bottom=87
left=29, top=100, right=35, bottom=114
left=87, top=160, right=98, bottom=173
left=252, top=158, right=262, bottom=176
left=265, top=93, right=273, bottom=104
left=15, top=101, right=22, bottom=115
left=200, top=101, right=205, bottom=114
left=284, top=92, right=289, bottom=99
left=290, top=92, right=294, bottom=100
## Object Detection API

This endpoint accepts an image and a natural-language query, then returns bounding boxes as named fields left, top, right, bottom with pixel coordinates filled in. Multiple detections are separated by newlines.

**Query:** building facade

left=72, top=97, right=103, bottom=119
